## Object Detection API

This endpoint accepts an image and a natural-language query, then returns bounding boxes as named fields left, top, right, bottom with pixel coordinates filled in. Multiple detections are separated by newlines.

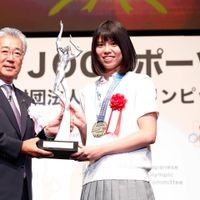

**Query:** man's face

left=0, top=35, right=24, bottom=84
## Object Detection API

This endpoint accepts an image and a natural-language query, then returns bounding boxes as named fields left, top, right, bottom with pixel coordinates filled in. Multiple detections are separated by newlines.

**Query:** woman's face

left=96, top=37, right=122, bottom=76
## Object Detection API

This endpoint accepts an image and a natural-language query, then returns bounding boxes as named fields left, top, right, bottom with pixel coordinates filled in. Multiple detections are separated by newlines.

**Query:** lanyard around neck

left=96, top=73, right=124, bottom=122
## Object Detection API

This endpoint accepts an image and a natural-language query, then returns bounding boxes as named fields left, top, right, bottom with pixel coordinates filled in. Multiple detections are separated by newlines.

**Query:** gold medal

left=92, top=121, right=107, bottom=137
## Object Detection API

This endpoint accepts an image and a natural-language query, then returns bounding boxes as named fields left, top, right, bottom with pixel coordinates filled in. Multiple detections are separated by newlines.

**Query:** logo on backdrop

left=188, top=122, right=200, bottom=146
left=23, top=40, right=200, bottom=107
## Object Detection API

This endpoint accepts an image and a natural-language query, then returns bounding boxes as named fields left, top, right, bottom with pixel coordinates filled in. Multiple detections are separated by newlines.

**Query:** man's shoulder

left=14, top=86, right=34, bottom=102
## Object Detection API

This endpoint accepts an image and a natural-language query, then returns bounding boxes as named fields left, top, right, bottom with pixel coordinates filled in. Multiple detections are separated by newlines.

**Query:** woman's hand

left=44, top=100, right=65, bottom=138
left=70, top=104, right=86, bottom=130
left=70, top=104, right=87, bottom=145
left=70, top=144, right=104, bottom=162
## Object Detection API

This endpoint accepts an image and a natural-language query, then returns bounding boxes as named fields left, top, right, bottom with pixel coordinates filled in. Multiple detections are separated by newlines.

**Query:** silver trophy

left=53, top=21, right=82, bottom=105
left=37, top=21, right=83, bottom=159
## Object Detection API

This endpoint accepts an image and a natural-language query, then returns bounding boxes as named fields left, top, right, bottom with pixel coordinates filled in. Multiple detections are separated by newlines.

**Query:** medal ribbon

left=106, top=93, right=127, bottom=135
left=96, top=74, right=124, bottom=122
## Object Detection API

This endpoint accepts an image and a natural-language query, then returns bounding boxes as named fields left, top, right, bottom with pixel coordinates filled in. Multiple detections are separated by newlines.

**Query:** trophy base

left=37, top=139, right=78, bottom=159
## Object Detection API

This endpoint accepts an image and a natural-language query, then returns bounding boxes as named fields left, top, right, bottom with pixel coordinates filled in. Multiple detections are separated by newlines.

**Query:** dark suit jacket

left=0, top=85, right=45, bottom=200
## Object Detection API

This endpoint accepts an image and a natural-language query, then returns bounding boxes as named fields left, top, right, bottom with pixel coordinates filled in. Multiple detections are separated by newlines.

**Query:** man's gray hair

left=0, top=27, right=27, bottom=55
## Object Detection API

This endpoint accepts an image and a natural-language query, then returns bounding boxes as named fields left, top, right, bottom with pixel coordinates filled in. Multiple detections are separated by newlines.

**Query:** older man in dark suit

left=0, top=27, right=63, bottom=200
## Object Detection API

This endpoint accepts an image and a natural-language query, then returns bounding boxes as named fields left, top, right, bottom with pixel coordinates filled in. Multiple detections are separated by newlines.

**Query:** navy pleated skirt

left=80, top=180, right=155, bottom=200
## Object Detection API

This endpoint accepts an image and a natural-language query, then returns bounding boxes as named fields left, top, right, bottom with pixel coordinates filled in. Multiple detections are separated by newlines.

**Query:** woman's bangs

left=97, top=30, right=115, bottom=42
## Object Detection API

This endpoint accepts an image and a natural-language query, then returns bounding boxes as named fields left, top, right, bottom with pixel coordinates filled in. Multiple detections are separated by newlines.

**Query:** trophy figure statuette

left=37, top=21, right=83, bottom=159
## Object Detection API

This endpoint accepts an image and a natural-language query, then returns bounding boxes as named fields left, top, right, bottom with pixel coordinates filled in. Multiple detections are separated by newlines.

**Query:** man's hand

left=21, top=137, right=53, bottom=158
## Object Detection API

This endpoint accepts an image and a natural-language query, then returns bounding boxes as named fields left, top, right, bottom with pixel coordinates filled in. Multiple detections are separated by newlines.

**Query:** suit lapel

left=14, top=88, right=29, bottom=139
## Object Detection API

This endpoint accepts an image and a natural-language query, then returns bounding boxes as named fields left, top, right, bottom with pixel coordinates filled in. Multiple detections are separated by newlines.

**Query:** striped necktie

left=2, top=84, right=22, bottom=132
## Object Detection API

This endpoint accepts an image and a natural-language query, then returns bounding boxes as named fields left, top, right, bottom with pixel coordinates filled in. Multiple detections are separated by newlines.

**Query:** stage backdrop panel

left=15, top=36, right=200, bottom=200
left=1, top=0, right=200, bottom=31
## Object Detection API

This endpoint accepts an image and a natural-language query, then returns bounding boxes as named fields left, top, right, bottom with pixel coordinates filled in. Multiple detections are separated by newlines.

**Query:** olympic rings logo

left=188, top=133, right=200, bottom=144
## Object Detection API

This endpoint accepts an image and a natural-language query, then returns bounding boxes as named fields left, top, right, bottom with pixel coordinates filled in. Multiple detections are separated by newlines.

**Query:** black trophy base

left=37, top=139, right=78, bottom=159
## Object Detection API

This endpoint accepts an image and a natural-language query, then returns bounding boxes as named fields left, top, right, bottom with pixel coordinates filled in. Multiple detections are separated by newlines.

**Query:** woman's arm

left=70, top=104, right=87, bottom=145
left=71, top=112, right=157, bottom=162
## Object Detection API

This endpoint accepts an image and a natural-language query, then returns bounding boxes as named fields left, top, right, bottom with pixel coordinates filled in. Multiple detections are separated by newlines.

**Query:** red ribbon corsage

left=110, top=93, right=127, bottom=111
left=106, top=93, right=127, bottom=136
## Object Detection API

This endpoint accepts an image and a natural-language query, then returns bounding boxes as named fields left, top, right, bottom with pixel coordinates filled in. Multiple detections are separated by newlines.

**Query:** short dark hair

left=91, top=20, right=137, bottom=76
